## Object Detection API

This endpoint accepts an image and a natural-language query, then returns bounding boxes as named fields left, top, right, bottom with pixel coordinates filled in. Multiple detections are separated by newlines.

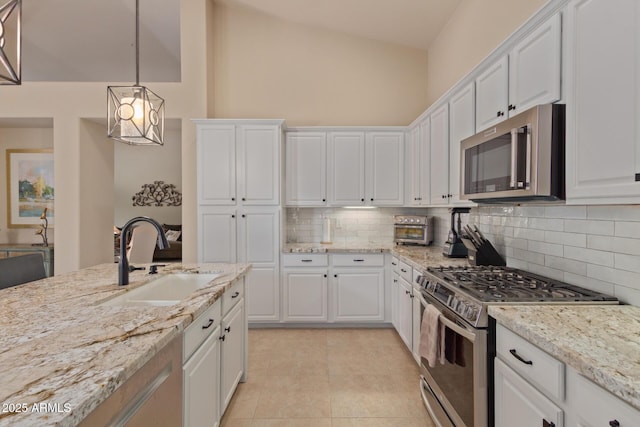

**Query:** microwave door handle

left=525, top=126, right=531, bottom=189
left=510, top=128, right=518, bottom=189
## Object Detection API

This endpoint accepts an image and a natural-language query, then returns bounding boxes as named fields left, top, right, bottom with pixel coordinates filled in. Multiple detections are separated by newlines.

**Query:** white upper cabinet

left=406, top=120, right=430, bottom=206
left=327, top=132, right=366, bottom=205
left=197, top=122, right=281, bottom=206
left=565, top=0, right=640, bottom=204
left=429, top=103, right=451, bottom=205
left=285, top=132, right=327, bottom=206
left=475, top=12, right=561, bottom=132
left=198, top=125, right=237, bottom=205
left=237, top=126, right=281, bottom=205
left=286, top=129, right=404, bottom=207
left=475, top=57, right=510, bottom=131
left=508, top=13, right=562, bottom=115
left=366, top=131, right=405, bottom=206
left=448, top=82, right=476, bottom=205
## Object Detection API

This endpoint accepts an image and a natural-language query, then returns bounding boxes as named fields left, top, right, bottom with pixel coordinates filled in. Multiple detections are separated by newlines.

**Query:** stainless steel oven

left=416, top=289, right=488, bottom=427
left=394, top=215, right=433, bottom=246
left=416, top=265, right=618, bottom=427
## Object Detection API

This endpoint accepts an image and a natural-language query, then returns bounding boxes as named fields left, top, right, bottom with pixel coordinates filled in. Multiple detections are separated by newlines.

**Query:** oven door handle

left=438, top=312, right=476, bottom=343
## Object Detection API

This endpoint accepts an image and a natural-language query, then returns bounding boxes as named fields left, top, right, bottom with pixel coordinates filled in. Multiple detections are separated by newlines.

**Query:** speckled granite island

left=0, top=262, right=250, bottom=427
left=489, top=305, right=640, bottom=411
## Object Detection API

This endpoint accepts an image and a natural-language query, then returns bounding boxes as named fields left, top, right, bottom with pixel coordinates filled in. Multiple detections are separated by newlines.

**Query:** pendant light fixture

left=107, top=0, right=164, bottom=145
left=0, top=0, right=21, bottom=85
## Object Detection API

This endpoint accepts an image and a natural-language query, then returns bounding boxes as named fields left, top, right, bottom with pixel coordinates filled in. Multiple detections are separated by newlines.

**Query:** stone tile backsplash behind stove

left=286, top=205, right=640, bottom=305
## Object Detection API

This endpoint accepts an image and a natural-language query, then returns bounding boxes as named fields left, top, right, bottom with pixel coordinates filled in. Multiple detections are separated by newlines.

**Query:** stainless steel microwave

left=460, top=104, right=565, bottom=203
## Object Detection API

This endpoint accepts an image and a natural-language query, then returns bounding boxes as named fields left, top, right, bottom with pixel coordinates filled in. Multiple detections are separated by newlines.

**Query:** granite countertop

left=283, top=242, right=393, bottom=253
left=0, top=262, right=250, bottom=427
left=489, top=305, right=640, bottom=410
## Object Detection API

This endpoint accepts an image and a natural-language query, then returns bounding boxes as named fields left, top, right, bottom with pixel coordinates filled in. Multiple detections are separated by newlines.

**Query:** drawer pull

left=401, top=268, right=407, bottom=273
left=219, top=335, right=225, bottom=341
left=225, top=326, right=231, bottom=333
left=542, top=420, right=555, bottom=427
left=353, top=259, right=365, bottom=262
left=202, top=318, right=214, bottom=329
left=231, top=291, right=240, bottom=298
left=509, top=349, right=533, bottom=365
left=609, top=421, right=620, bottom=427
left=301, top=259, right=313, bottom=262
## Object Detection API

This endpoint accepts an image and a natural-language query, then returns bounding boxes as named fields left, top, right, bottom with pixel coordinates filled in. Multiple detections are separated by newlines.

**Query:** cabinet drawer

left=282, top=253, right=329, bottom=267
left=391, top=257, right=400, bottom=273
left=222, top=279, right=244, bottom=315
left=398, top=260, right=412, bottom=282
left=496, top=324, right=565, bottom=401
left=331, top=253, right=384, bottom=267
left=184, top=299, right=222, bottom=361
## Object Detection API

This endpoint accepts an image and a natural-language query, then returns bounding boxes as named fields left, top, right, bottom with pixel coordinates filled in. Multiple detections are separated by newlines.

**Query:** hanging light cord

left=135, top=0, right=140, bottom=86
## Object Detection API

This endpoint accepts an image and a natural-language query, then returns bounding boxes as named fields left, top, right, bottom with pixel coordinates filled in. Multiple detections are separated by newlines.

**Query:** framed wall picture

left=6, top=149, right=55, bottom=228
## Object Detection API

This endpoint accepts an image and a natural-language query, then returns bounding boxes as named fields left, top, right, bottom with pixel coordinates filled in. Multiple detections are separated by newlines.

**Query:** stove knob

left=409, top=218, right=415, bottom=223
left=415, top=218, right=421, bottom=223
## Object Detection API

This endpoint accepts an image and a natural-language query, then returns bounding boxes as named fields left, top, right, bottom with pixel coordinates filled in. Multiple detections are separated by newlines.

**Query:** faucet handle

left=128, top=265, right=146, bottom=272
left=149, top=264, right=166, bottom=274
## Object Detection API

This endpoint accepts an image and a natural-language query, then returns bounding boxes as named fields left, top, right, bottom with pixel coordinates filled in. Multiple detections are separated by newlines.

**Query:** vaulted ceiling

left=20, top=0, right=461, bottom=82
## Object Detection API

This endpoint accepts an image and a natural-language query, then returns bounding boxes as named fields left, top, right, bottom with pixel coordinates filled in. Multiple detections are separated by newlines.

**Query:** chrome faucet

left=118, top=216, right=169, bottom=286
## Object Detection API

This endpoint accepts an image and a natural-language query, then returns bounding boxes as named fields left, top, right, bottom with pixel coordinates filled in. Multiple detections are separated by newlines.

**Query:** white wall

left=114, top=128, right=182, bottom=227
left=210, top=1, right=429, bottom=126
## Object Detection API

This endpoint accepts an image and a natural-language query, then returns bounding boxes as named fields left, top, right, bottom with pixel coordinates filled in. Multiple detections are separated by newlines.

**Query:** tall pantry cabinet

left=195, top=119, right=283, bottom=322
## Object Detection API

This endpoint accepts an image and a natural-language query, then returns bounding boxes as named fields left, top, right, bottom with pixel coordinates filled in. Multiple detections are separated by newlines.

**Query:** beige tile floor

left=221, top=328, right=436, bottom=427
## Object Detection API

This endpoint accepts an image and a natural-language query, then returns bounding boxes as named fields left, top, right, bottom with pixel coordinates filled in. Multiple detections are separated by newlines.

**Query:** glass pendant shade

left=107, top=85, right=165, bottom=145
left=0, top=0, right=21, bottom=85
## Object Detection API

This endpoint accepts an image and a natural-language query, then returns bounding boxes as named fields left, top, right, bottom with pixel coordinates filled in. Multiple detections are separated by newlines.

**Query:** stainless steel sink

left=100, top=273, right=222, bottom=307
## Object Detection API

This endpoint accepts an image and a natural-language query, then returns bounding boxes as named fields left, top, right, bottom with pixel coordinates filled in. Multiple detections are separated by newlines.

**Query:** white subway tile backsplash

left=564, top=246, right=614, bottom=267
left=588, top=235, right=640, bottom=256
left=507, top=258, right=529, bottom=270
left=564, top=219, right=614, bottom=236
left=614, top=253, right=640, bottom=274
left=515, top=206, right=546, bottom=218
left=513, top=227, right=545, bottom=242
left=588, top=264, right=640, bottom=291
left=527, top=240, right=564, bottom=257
left=545, top=256, right=586, bottom=276
left=614, top=221, right=640, bottom=238
left=529, top=217, right=564, bottom=231
left=545, top=205, right=587, bottom=219
left=512, top=248, right=545, bottom=265
left=588, top=205, right=640, bottom=221
left=563, top=272, right=616, bottom=296
left=528, top=263, right=565, bottom=280
left=544, top=230, right=586, bottom=248
left=613, top=285, right=640, bottom=306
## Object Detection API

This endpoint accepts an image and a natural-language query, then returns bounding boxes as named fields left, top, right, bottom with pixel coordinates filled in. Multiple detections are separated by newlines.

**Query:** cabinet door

left=566, top=0, right=640, bottom=204
left=397, top=278, right=413, bottom=351
left=429, top=103, right=450, bottom=205
left=508, top=13, right=561, bottom=115
left=449, top=83, right=476, bottom=205
left=221, top=300, right=245, bottom=414
left=366, top=132, right=404, bottom=206
left=198, top=208, right=236, bottom=263
left=411, top=290, right=421, bottom=363
left=495, top=358, right=563, bottom=427
left=237, top=125, right=280, bottom=205
left=183, top=327, right=221, bottom=427
left=237, top=208, right=279, bottom=266
left=327, top=132, right=366, bottom=205
left=283, top=270, right=328, bottom=322
left=475, top=56, right=509, bottom=131
left=332, top=269, right=385, bottom=322
left=406, top=125, right=421, bottom=205
left=391, top=271, right=400, bottom=330
left=285, top=132, right=327, bottom=206
left=198, top=125, right=237, bottom=205
left=246, top=267, right=279, bottom=322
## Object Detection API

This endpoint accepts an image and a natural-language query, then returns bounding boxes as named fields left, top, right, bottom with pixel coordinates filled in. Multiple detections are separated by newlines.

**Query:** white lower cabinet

left=495, top=322, right=640, bottom=427
left=283, top=269, right=328, bottom=322
left=184, top=328, right=221, bottom=427
left=495, top=358, right=563, bottom=427
left=332, top=268, right=385, bottom=322
left=281, top=253, right=386, bottom=324
left=220, top=298, right=245, bottom=414
left=183, top=280, right=247, bottom=427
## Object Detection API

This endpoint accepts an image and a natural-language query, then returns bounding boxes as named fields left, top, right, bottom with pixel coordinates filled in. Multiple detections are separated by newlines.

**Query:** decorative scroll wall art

left=132, top=181, right=182, bottom=206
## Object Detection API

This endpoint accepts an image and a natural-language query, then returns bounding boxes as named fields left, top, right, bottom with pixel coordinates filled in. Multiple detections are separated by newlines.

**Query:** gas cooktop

left=418, top=265, right=618, bottom=328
